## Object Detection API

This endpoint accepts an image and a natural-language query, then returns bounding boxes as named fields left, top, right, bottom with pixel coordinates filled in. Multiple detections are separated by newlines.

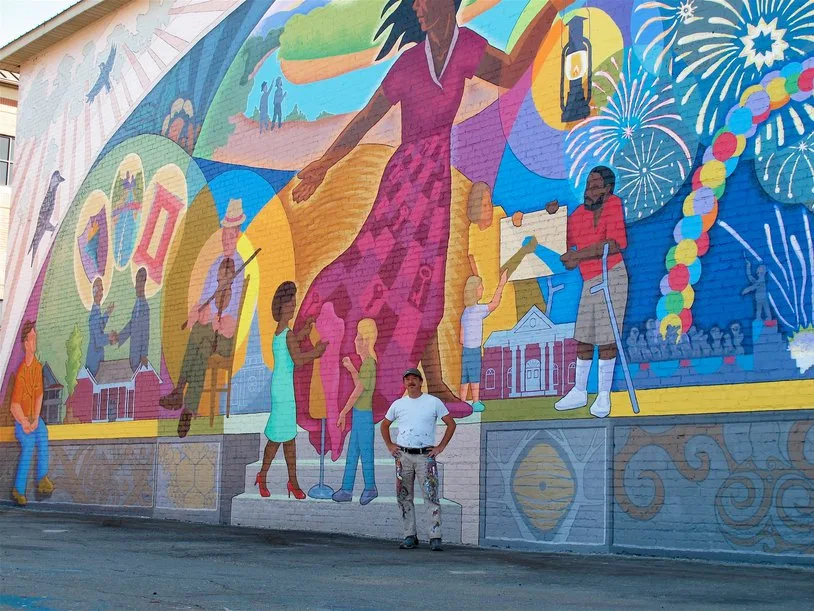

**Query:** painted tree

left=64, top=323, right=83, bottom=423
left=285, top=104, right=307, bottom=123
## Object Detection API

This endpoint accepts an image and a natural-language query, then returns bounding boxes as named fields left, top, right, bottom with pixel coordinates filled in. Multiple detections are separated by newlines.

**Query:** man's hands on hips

left=428, top=444, right=446, bottom=458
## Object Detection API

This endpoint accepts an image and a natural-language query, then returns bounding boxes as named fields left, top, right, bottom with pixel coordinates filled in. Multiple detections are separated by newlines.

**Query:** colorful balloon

left=675, top=239, right=698, bottom=265
left=713, top=132, right=738, bottom=161
left=696, top=232, right=710, bottom=257
left=668, top=264, right=690, bottom=291
left=678, top=308, right=692, bottom=333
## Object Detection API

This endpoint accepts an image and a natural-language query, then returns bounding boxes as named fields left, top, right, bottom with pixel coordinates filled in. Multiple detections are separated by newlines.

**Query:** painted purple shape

left=451, top=99, right=507, bottom=188
left=77, top=210, right=109, bottom=284
left=506, top=91, right=569, bottom=179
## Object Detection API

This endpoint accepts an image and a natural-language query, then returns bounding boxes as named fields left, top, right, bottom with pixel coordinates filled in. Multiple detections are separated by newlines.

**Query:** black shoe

left=399, top=536, right=418, bottom=550
left=430, top=538, right=443, bottom=552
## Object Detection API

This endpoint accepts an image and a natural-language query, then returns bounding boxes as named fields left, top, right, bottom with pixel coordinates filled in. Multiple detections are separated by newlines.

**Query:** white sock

left=574, top=358, right=591, bottom=392
left=598, top=358, right=616, bottom=393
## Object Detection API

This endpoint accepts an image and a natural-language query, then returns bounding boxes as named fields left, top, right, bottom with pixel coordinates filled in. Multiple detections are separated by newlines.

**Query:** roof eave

left=0, top=0, right=132, bottom=72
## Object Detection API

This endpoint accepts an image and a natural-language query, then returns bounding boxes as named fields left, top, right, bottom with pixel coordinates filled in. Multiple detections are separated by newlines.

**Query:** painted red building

left=70, top=359, right=160, bottom=422
left=480, top=306, right=578, bottom=400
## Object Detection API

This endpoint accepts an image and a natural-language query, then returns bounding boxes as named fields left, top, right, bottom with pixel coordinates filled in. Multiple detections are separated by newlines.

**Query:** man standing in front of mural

left=159, top=199, right=246, bottom=437
left=381, top=368, right=457, bottom=552
left=111, top=267, right=150, bottom=373
left=548, top=166, right=628, bottom=418
left=10, top=321, right=54, bottom=506
left=86, top=278, right=115, bottom=377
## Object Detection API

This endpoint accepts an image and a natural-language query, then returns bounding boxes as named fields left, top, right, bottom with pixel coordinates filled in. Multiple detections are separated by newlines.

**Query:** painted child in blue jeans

left=333, top=318, right=378, bottom=505
left=460, top=270, right=507, bottom=411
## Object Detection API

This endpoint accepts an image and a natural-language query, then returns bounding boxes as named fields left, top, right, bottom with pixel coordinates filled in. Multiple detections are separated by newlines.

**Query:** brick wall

left=1, top=0, right=813, bottom=565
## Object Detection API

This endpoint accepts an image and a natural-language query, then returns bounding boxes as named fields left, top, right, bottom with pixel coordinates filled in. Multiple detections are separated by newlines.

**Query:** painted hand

left=521, top=236, right=538, bottom=255
left=545, top=200, right=560, bottom=215
left=386, top=442, right=401, bottom=458
left=218, top=315, right=237, bottom=338
left=561, top=250, right=580, bottom=270
left=341, top=356, right=353, bottom=370
left=293, top=160, right=329, bottom=203
left=105, top=302, right=115, bottom=315
left=314, top=341, right=328, bottom=358
left=428, top=444, right=444, bottom=458
left=337, top=412, right=347, bottom=432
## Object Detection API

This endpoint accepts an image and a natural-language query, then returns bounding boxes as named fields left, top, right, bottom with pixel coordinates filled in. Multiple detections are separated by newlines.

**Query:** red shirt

left=566, top=195, right=627, bottom=281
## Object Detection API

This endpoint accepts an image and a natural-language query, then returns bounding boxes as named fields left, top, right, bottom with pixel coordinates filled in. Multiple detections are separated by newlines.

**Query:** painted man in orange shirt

left=10, top=320, right=54, bottom=505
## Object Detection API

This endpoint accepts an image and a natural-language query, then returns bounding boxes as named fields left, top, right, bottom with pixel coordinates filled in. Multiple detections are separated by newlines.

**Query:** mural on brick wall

left=1, top=0, right=813, bottom=557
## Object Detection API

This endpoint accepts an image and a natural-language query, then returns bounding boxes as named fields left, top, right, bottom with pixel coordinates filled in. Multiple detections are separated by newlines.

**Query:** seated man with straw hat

left=160, top=198, right=246, bottom=437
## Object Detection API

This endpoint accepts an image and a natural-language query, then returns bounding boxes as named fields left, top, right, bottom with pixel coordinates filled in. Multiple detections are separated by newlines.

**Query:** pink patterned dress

left=295, top=28, right=488, bottom=459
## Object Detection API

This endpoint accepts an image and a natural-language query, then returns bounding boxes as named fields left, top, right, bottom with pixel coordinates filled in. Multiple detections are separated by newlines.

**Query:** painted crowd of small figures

left=625, top=320, right=748, bottom=363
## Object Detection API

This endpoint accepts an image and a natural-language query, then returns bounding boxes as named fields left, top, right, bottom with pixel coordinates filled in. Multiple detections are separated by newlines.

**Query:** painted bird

left=28, top=170, right=65, bottom=266
left=86, top=46, right=117, bottom=103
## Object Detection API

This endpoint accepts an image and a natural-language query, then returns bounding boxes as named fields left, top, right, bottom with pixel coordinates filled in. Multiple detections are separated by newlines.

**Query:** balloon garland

left=656, top=58, right=814, bottom=339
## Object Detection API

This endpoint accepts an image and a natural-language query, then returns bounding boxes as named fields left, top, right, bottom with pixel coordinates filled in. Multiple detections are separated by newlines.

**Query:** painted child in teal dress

left=256, top=281, right=327, bottom=499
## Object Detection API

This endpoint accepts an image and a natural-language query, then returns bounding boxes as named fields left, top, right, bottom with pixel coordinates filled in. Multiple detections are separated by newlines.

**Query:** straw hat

left=222, top=198, right=246, bottom=228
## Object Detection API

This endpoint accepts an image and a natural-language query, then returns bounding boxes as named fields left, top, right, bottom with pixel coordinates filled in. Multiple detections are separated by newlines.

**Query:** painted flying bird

left=28, top=170, right=65, bottom=266
left=86, top=46, right=117, bottom=103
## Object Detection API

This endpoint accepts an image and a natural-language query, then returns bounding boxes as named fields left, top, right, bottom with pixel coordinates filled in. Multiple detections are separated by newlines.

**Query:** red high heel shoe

left=255, top=473, right=270, bottom=498
left=287, top=481, right=306, bottom=500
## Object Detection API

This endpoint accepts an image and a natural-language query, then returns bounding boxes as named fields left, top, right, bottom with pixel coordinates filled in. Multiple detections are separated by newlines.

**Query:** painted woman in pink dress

left=292, top=0, right=575, bottom=459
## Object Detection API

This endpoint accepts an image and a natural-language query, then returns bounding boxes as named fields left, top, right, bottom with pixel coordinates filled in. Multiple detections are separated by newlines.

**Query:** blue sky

left=0, top=0, right=80, bottom=48
left=243, top=0, right=526, bottom=121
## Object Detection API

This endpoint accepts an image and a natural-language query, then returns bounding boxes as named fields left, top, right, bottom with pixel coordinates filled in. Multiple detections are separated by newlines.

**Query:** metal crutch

left=588, top=243, right=639, bottom=414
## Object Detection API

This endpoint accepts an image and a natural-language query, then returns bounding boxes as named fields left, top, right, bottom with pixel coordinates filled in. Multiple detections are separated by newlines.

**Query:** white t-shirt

left=461, top=304, right=490, bottom=348
left=384, top=393, right=449, bottom=449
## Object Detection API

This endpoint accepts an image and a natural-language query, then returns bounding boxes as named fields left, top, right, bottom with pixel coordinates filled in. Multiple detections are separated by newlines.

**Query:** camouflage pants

left=396, top=451, right=441, bottom=540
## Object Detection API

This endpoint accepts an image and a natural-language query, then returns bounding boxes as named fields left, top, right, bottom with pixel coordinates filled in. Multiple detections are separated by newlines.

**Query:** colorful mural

left=2, top=0, right=813, bottom=562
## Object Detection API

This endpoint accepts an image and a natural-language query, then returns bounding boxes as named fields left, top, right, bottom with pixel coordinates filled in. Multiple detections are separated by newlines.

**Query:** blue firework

left=670, top=0, right=814, bottom=148
left=757, top=131, right=814, bottom=210
left=565, top=50, right=699, bottom=222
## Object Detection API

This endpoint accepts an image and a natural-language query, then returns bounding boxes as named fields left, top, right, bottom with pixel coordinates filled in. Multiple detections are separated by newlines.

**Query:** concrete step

left=231, top=493, right=462, bottom=543
left=244, top=457, right=446, bottom=498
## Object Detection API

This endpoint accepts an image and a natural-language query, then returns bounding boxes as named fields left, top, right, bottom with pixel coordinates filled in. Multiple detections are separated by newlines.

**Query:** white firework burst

left=616, top=132, right=690, bottom=220
left=757, top=131, right=814, bottom=208
left=673, top=0, right=814, bottom=142
left=565, top=50, right=697, bottom=221
left=633, top=0, right=703, bottom=74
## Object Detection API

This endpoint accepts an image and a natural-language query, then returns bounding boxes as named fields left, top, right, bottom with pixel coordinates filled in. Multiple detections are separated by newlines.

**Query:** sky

left=0, top=0, right=80, bottom=48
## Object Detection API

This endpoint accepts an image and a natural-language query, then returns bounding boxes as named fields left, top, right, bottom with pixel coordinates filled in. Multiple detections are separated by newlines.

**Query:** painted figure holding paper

left=549, top=166, right=628, bottom=418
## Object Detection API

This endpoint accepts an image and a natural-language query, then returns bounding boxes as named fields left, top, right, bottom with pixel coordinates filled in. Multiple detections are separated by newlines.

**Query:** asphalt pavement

left=1, top=507, right=813, bottom=610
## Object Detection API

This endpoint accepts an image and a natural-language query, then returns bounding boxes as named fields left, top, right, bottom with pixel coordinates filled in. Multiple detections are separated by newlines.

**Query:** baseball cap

left=402, top=368, right=423, bottom=380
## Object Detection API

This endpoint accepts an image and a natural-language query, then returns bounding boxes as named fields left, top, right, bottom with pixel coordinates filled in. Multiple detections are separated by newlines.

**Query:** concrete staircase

left=230, top=429, right=463, bottom=543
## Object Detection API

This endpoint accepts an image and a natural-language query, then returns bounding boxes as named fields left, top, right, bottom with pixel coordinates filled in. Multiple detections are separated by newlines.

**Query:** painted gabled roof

left=0, top=0, right=132, bottom=72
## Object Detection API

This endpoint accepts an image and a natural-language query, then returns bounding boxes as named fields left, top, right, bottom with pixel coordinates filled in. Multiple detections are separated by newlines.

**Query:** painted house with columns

left=480, top=306, right=577, bottom=400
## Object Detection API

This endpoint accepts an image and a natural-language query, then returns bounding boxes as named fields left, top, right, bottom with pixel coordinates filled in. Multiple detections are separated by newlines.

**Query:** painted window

left=107, top=389, right=120, bottom=422
left=485, top=368, right=495, bottom=390
left=0, top=135, right=13, bottom=186
left=568, top=362, right=576, bottom=385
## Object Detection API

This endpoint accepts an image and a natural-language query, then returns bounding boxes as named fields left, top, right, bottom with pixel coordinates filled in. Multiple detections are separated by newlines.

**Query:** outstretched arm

left=292, top=87, right=393, bottom=202
left=475, top=1, right=571, bottom=88
left=488, top=270, right=509, bottom=312
left=287, top=330, right=327, bottom=367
